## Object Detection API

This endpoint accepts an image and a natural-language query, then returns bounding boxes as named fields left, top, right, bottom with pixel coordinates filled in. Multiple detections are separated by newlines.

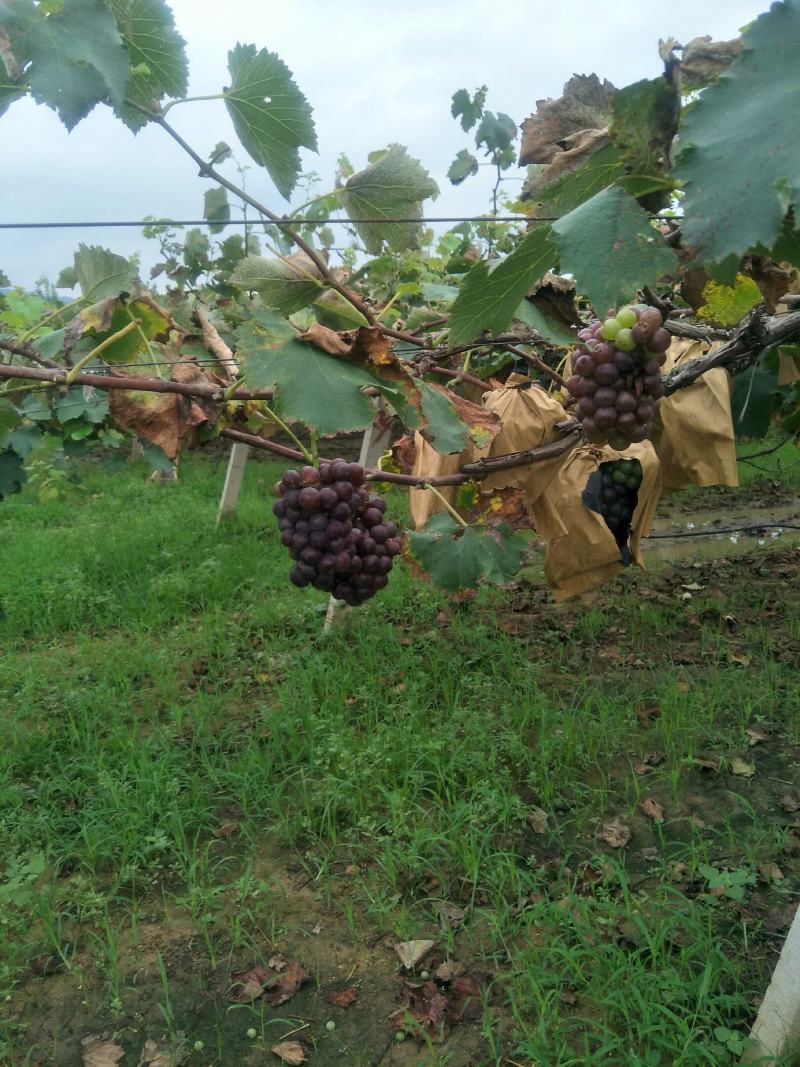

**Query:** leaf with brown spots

left=328, top=986, right=358, bottom=1008
left=270, top=1041, right=307, bottom=1065
left=391, top=433, right=417, bottom=474
left=80, top=1036, right=125, bottom=1067
left=599, top=818, right=631, bottom=849
left=641, top=797, right=665, bottom=823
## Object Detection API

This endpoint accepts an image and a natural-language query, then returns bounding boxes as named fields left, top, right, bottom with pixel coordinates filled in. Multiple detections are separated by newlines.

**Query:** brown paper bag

left=409, top=374, right=570, bottom=529
left=653, top=338, right=738, bottom=489
left=528, top=441, right=662, bottom=601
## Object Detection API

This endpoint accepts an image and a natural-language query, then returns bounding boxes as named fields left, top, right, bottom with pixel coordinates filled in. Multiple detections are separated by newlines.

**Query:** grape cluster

left=272, top=459, right=401, bottom=606
left=566, top=304, right=669, bottom=448
left=598, top=459, right=643, bottom=546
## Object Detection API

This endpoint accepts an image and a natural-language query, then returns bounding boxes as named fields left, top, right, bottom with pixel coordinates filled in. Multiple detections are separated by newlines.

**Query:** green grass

left=0, top=451, right=798, bottom=1065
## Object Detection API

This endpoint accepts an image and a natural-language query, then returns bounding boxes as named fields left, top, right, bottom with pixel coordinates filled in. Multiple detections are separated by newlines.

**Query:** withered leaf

left=390, top=980, right=449, bottom=1037
left=230, top=964, right=272, bottom=1002
left=633, top=751, right=664, bottom=775
left=527, top=807, right=550, bottom=834
left=779, top=795, right=800, bottom=814
left=394, top=939, right=436, bottom=970
left=138, top=1039, right=184, bottom=1066
left=745, top=726, right=769, bottom=746
left=327, top=986, right=358, bottom=1009
left=264, top=959, right=309, bottom=1005
left=298, top=323, right=352, bottom=356
left=680, top=35, right=743, bottom=88
left=730, top=757, right=756, bottom=779
left=641, top=797, right=665, bottom=823
left=599, top=818, right=631, bottom=849
left=80, top=1036, right=125, bottom=1067
left=392, top=432, right=417, bottom=474
left=434, top=959, right=466, bottom=982
left=758, top=862, right=785, bottom=884
left=449, top=975, right=483, bottom=1022
left=635, top=704, right=661, bottom=726
left=270, top=1041, right=307, bottom=1065
left=438, top=902, right=466, bottom=930
left=519, top=74, right=617, bottom=167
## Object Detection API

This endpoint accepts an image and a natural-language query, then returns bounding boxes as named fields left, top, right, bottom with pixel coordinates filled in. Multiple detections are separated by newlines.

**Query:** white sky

left=1, top=0, right=768, bottom=289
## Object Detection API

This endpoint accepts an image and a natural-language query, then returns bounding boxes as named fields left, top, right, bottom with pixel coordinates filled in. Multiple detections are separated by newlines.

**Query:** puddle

left=643, top=502, right=800, bottom=562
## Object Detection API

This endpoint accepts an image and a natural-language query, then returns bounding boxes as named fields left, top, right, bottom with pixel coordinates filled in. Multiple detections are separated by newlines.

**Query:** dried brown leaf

left=328, top=986, right=358, bottom=1009
left=681, top=35, right=743, bottom=87
left=633, top=751, right=664, bottom=775
left=599, top=818, right=631, bottom=849
left=230, top=964, right=272, bottom=1003
left=391, top=433, right=417, bottom=474
left=519, top=74, right=617, bottom=166
left=298, top=323, right=352, bottom=356
left=758, top=862, right=785, bottom=884
left=265, top=959, right=309, bottom=1005
left=270, top=1041, right=307, bottom=1065
left=730, top=757, right=756, bottom=779
left=527, top=807, right=550, bottom=834
left=80, top=1036, right=125, bottom=1067
left=635, top=704, right=661, bottom=726
left=745, top=726, right=769, bottom=746
left=641, top=797, right=665, bottom=823
left=779, top=794, right=800, bottom=814
left=434, top=960, right=466, bottom=982
left=394, top=939, right=436, bottom=970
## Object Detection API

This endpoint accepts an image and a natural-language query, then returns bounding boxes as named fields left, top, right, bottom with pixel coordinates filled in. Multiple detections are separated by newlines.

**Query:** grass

left=0, top=447, right=798, bottom=1065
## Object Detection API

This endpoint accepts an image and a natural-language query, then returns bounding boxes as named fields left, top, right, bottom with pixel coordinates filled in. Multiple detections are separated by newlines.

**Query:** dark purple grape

left=370, top=497, right=387, bottom=514
left=613, top=352, right=635, bottom=373
left=301, top=547, right=321, bottom=565
left=566, top=374, right=582, bottom=397
left=593, top=342, right=615, bottom=364
left=617, top=411, right=637, bottom=433
left=595, top=363, right=621, bottom=386
left=643, top=374, right=662, bottom=394
left=615, top=391, right=637, bottom=412
left=283, top=489, right=300, bottom=509
left=330, top=460, right=350, bottom=481
left=371, top=524, right=389, bottom=543
left=299, top=487, right=321, bottom=512
left=576, top=398, right=596, bottom=418
left=594, top=387, right=618, bottom=408
left=631, top=322, right=649, bottom=346
left=577, top=377, right=598, bottom=397
left=313, top=574, right=335, bottom=592
left=574, top=354, right=595, bottom=377
left=594, top=407, right=618, bottom=429
left=581, top=417, right=599, bottom=437
left=318, top=486, right=338, bottom=510
left=319, top=462, right=334, bottom=483
left=361, top=536, right=377, bottom=554
left=290, top=568, right=310, bottom=588
left=280, top=530, right=293, bottom=547
left=310, top=531, right=329, bottom=549
left=300, top=466, right=321, bottom=487
left=309, top=513, right=328, bottom=531
left=373, top=575, right=389, bottom=590
left=378, top=556, right=393, bottom=574
left=643, top=358, right=661, bottom=376
left=363, top=507, right=383, bottom=527
left=282, top=470, right=301, bottom=489
left=335, top=551, right=352, bottom=572
left=627, top=424, right=649, bottom=443
left=273, top=500, right=286, bottom=518
left=334, top=480, right=353, bottom=500
left=637, top=401, right=654, bottom=422
left=638, top=307, right=663, bottom=334
left=648, top=328, right=670, bottom=353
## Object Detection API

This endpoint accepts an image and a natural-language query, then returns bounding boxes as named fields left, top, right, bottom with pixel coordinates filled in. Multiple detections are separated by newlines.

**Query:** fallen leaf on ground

left=268, top=953, right=287, bottom=971
left=434, top=960, right=466, bottom=982
left=230, top=964, right=272, bottom=1002
left=693, top=756, right=720, bottom=773
left=138, top=1039, right=187, bottom=1066
left=448, top=975, right=482, bottom=1021
left=730, top=757, right=756, bottom=779
left=81, top=1037, right=125, bottom=1067
left=600, top=819, right=631, bottom=849
left=270, top=1041, right=307, bottom=1065
left=265, top=960, right=309, bottom=1006
left=745, top=726, right=769, bottom=746
left=641, top=797, right=665, bottom=823
left=527, top=807, right=549, bottom=833
left=328, top=986, right=358, bottom=1008
left=635, top=704, right=661, bottom=726
left=764, top=903, right=797, bottom=932
left=394, top=939, right=436, bottom=969
left=729, top=650, right=751, bottom=667
left=633, top=751, right=664, bottom=775
left=758, top=862, right=785, bottom=884
left=779, top=795, right=800, bottom=813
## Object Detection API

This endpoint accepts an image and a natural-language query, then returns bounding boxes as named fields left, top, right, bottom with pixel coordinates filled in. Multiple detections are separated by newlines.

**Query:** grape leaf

left=697, top=273, right=761, bottom=325
left=731, top=366, right=784, bottom=439
left=0, top=398, right=19, bottom=438
left=83, top=298, right=168, bottom=364
left=676, top=1, right=800, bottom=267
left=451, top=86, right=486, bottom=132
left=514, top=298, right=575, bottom=345
left=107, top=0, right=188, bottom=130
left=0, top=448, right=26, bottom=499
left=407, top=513, right=525, bottom=590
left=311, top=290, right=369, bottom=331
left=553, top=186, right=676, bottom=314
left=54, top=385, right=108, bottom=424
left=73, top=244, right=139, bottom=300
left=0, top=0, right=129, bottom=129
left=448, top=225, right=557, bottom=348
left=203, top=186, right=230, bottom=234
left=229, top=253, right=324, bottom=315
left=447, top=148, right=479, bottom=185
left=0, top=20, right=26, bottom=117
left=241, top=337, right=375, bottom=435
left=379, top=377, right=497, bottom=455
left=340, top=145, right=439, bottom=254
left=224, top=44, right=317, bottom=200
left=609, top=76, right=680, bottom=190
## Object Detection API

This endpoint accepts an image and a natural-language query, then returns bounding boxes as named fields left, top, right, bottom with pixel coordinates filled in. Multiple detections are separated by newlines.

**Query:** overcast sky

left=1, top=0, right=768, bottom=290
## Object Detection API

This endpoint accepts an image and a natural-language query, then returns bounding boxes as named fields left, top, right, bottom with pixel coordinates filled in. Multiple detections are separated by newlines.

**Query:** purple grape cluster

left=272, top=459, right=401, bottom=606
left=566, top=304, right=669, bottom=448
left=599, top=459, right=643, bottom=547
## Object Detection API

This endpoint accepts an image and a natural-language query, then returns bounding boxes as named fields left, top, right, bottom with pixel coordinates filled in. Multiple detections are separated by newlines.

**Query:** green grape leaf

left=208, top=140, right=232, bottom=165
left=0, top=448, right=26, bottom=499
left=610, top=76, right=680, bottom=188
left=451, top=86, right=486, bottom=131
left=553, top=186, right=676, bottom=314
left=203, top=185, right=230, bottom=234
left=448, top=224, right=557, bottom=348
left=420, top=283, right=459, bottom=304
left=107, top=0, right=188, bottom=130
left=4, top=423, right=42, bottom=456
left=377, top=377, right=498, bottom=454
left=73, top=244, right=139, bottom=300
left=524, top=142, right=624, bottom=219
left=407, top=513, right=526, bottom=590
left=229, top=253, right=324, bottom=314
left=340, top=145, right=439, bottom=254
left=771, top=221, right=800, bottom=268
left=32, top=326, right=66, bottom=360
left=514, top=298, right=575, bottom=345
left=731, top=366, right=784, bottom=439
left=311, top=290, right=369, bottom=331
left=56, top=265, right=77, bottom=289
left=240, top=336, right=375, bottom=435
left=223, top=43, right=317, bottom=200
left=0, top=0, right=129, bottom=129
left=84, top=298, right=168, bottom=364
left=0, top=398, right=20, bottom=438
left=475, top=110, right=516, bottom=155
left=675, top=2, right=800, bottom=266
left=447, top=148, right=479, bottom=185
left=55, top=385, right=108, bottom=425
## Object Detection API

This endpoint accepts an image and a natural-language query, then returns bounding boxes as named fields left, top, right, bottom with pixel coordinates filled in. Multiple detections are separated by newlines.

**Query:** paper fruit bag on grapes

left=408, top=433, right=469, bottom=530
left=529, top=442, right=662, bottom=601
left=651, top=339, right=738, bottom=489
left=470, top=373, right=570, bottom=513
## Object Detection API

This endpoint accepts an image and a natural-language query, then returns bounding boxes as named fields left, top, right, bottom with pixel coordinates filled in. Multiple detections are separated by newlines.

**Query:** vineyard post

left=745, top=903, right=800, bottom=1061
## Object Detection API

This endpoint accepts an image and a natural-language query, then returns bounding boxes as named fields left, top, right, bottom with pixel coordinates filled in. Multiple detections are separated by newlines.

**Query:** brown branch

left=663, top=309, right=800, bottom=395
left=664, top=319, right=731, bottom=343
left=220, top=425, right=581, bottom=487
left=0, top=335, right=62, bottom=369
left=505, top=344, right=567, bottom=389
left=192, top=308, right=238, bottom=380
left=0, top=363, right=275, bottom=401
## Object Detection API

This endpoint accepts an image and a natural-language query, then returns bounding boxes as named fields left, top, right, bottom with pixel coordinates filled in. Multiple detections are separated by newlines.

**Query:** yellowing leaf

left=730, top=756, right=755, bottom=778
left=698, top=273, right=762, bottom=325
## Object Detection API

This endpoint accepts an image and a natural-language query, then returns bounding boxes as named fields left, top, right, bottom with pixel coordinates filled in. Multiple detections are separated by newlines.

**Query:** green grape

left=615, top=328, right=636, bottom=351
left=616, top=307, right=637, bottom=329
left=600, top=317, right=621, bottom=340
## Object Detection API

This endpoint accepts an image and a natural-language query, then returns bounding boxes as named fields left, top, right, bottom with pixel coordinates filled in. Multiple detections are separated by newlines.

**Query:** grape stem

left=259, top=404, right=313, bottom=462
left=420, top=483, right=469, bottom=527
